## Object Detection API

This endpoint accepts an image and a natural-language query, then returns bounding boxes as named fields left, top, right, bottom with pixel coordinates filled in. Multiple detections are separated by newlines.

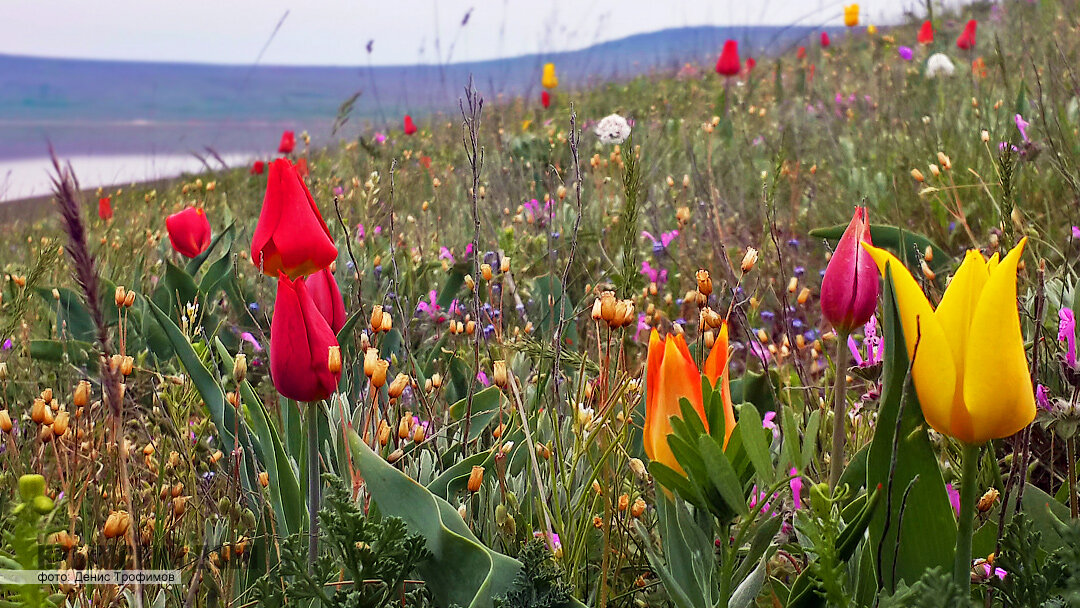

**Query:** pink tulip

left=820, top=207, right=879, bottom=334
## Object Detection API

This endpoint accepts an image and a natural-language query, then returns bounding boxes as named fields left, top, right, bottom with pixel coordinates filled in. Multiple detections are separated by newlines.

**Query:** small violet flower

left=790, top=468, right=804, bottom=510
left=1014, top=114, right=1030, bottom=143
left=1059, top=307, right=1076, bottom=368
left=946, top=483, right=961, bottom=517
left=898, top=46, right=914, bottom=61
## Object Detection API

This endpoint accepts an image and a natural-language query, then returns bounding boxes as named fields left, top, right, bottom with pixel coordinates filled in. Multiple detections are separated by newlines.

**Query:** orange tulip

left=644, top=325, right=735, bottom=474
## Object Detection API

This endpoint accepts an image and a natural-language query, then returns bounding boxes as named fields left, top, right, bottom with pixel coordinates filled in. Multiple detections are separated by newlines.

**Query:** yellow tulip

left=541, top=62, right=559, bottom=89
left=644, top=326, right=735, bottom=474
left=862, top=238, right=1035, bottom=444
left=844, top=4, right=860, bottom=27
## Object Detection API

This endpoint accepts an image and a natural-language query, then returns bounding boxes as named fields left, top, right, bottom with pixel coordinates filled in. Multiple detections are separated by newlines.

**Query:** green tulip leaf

left=350, top=432, right=525, bottom=608
left=866, top=265, right=955, bottom=591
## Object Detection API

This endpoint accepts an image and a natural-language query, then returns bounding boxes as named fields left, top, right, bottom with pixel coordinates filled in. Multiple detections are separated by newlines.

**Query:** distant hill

left=0, top=24, right=836, bottom=160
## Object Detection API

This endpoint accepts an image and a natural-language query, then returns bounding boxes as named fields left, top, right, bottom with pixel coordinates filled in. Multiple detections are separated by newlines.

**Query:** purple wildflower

left=1036, top=384, right=1051, bottom=411
left=946, top=483, right=961, bottom=517
left=439, top=247, right=455, bottom=264
left=898, top=46, right=914, bottom=60
left=790, top=468, right=804, bottom=510
left=240, top=332, right=263, bottom=352
left=1060, top=307, right=1076, bottom=367
left=640, top=260, right=668, bottom=285
left=762, top=411, right=780, bottom=440
left=1014, top=114, right=1030, bottom=143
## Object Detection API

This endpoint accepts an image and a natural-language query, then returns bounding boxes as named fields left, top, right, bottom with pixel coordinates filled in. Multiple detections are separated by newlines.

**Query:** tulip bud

left=0, top=410, right=12, bottom=433
left=120, top=356, right=134, bottom=376
left=591, top=298, right=603, bottom=321
left=430, top=373, right=442, bottom=390
left=377, top=420, right=391, bottom=446
left=412, top=423, right=425, bottom=443
left=41, top=388, right=53, bottom=405
left=481, top=264, right=493, bottom=281
left=820, top=207, right=879, bottom=335
left=124, top=291, right=136, bottom=308
left=0, top=362, right=7, bottom=383
left=467, top=466, right=484, bottom=492
left=910, top=168, right=925, bottom=182
left=600, top=291, right=617, bottom=322
left=741, top=247, right=759, bottom=272
left=981, top=130, right=990, bottom=142
left=31, top=399, right=47, bottom=424
left=398, top=414, right=413, bottom=439
left=115, top=286, right=127, bottom=308
left=631, top=497, right=647, bottom=518
left=464, top=274, right=476, bottom=291
left=629, top=457, right=647, bottom=478
left=929, top=164, right=940, bottom=177
left=259, top=471, right=269, bottom=487
left=500, top=257, right=511, bottom=273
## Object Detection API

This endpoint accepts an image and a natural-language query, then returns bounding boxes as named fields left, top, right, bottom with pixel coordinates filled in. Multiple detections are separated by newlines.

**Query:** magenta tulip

left=820, top=207, right=879, bottom=335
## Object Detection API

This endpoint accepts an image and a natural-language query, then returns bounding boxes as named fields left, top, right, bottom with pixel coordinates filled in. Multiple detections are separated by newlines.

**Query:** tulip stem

left=307, top=404, right=321, bottom=571
left=829, top=332, right=850, bottom=489
left=953, top=442, right=981, bottom=597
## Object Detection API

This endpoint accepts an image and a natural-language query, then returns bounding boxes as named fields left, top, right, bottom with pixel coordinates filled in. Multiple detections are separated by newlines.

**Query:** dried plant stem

left=460, top=77, right=484, bottom=451
left=829, top=332, right=850, bottom=489
left=552, top=106, right=584, bottom=417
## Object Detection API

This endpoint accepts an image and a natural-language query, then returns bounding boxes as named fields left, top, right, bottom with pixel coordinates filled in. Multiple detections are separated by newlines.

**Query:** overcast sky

left=0, top=0, right=954, bottom=67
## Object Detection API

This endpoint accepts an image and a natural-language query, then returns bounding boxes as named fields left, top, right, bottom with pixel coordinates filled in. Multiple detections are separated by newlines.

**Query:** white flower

left=925, top=53, right=955, bottom=78
left=594, top=114, right=631, bottom=145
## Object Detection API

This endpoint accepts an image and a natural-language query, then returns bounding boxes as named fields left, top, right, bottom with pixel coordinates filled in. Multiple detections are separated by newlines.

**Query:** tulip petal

left=863, top=243, right=958, bottom=439
left=644, top=330, right=665, bottom=463
left=963, top=238, right=1035, bottom=443
left=645, top=335, right=706, bottom=474
left=933, top=250, right=988, bottom=439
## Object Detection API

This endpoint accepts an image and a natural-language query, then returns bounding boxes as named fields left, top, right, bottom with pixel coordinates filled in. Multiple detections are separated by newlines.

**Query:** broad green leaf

left=736, top=404, right=775, bottom=484
left=866, top=267, right=954, bottom=591
left=351, top=433, right=543, bottom=608
left=36, top=287, right=96, bottom=343
left=697, top=435, right=749, bottom=517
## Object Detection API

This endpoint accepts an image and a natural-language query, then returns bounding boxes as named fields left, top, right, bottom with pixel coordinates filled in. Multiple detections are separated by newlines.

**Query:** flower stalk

left=953, top=442, right=981, bottom=597
left=829, top=331, right=850, bottom=489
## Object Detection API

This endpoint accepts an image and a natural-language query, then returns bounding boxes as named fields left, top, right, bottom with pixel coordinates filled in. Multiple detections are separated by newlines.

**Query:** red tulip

left=745, top=57, right=757, bottom=72
left=715, top=40, right=740, bottom=77
left=956, top=19, right=977, bottom=50
left=307, top=266, right=347, bottom=334
left=797, top=46, right=807, bottom=60
left=251, top=158, right=338, bottom=278
left=403, top=115, right=418, bottom=135
left=165, top=207, right=212, bottom=258
left=294, top=157, right=310, bottom=179
left=98, top=197, right=113, bottom=221
left=820, top=207, right=879, bottom=335
left=541, top=90, right=551, bottom=108
left=917, top=20, right=934, bottom=45
left=820, top=32, right=831, bottom=48
left=251, top=160, right=265, bottom=175
left=278, top=130, right=296, bottom=154
left=270, top=273, right=341, bottom=402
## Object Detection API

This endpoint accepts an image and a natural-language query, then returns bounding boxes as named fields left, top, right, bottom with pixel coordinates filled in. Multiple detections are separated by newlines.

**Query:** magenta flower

left=790, top=468, right=804, bottom=510
left=1014, top=114, right=1030, bottom=143
left=1059, top=307, right=1076, bottom=367
left=1072, top=226, right=1080, bottom=239
left=762, top=411, right=779, bottom=440
left=1036, top=384, right=1051, bottom=411
left=641, top=230, right=678, bottom=253
left=946, top=483, right=961, bottom=517
left=240, top=332, right=263, bottom=352
left=898, top=46, right=914, bottom=60
left=439, top=247, right=455, bottom=263
left=847, top=315, right=883, bottom=367
left=820, top=207, right=879, bottom=335
left=640, top=260, right=668, bottom=285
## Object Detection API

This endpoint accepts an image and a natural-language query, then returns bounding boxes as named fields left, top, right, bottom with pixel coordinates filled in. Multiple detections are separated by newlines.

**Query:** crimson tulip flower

left=251, top=160, right=265, bottom=175
left=270, top=272, right=341, bottom=402
left=278, top=130, right=296, bottom=154
left=820, top=207, right=879, bottom=335
left=404, top=115, right=418, bottom=135
left=307, top=266, right=347, bottom=334
left=821, top=32, right=831, bottom=47
left=956, top=20, right=977, bottom=50
left=745, top=57, right=756, bottom=72
left=165, top=207, right=212, bottom=258
left=715, top=40, right=741, bottom=77
left=541, top=90, right=551, bottom=108
left=251, top=158, right=337, bottom=278
left=918, top=20, right=934, bottom=45
left=98, top=197, right=113, bottom=221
